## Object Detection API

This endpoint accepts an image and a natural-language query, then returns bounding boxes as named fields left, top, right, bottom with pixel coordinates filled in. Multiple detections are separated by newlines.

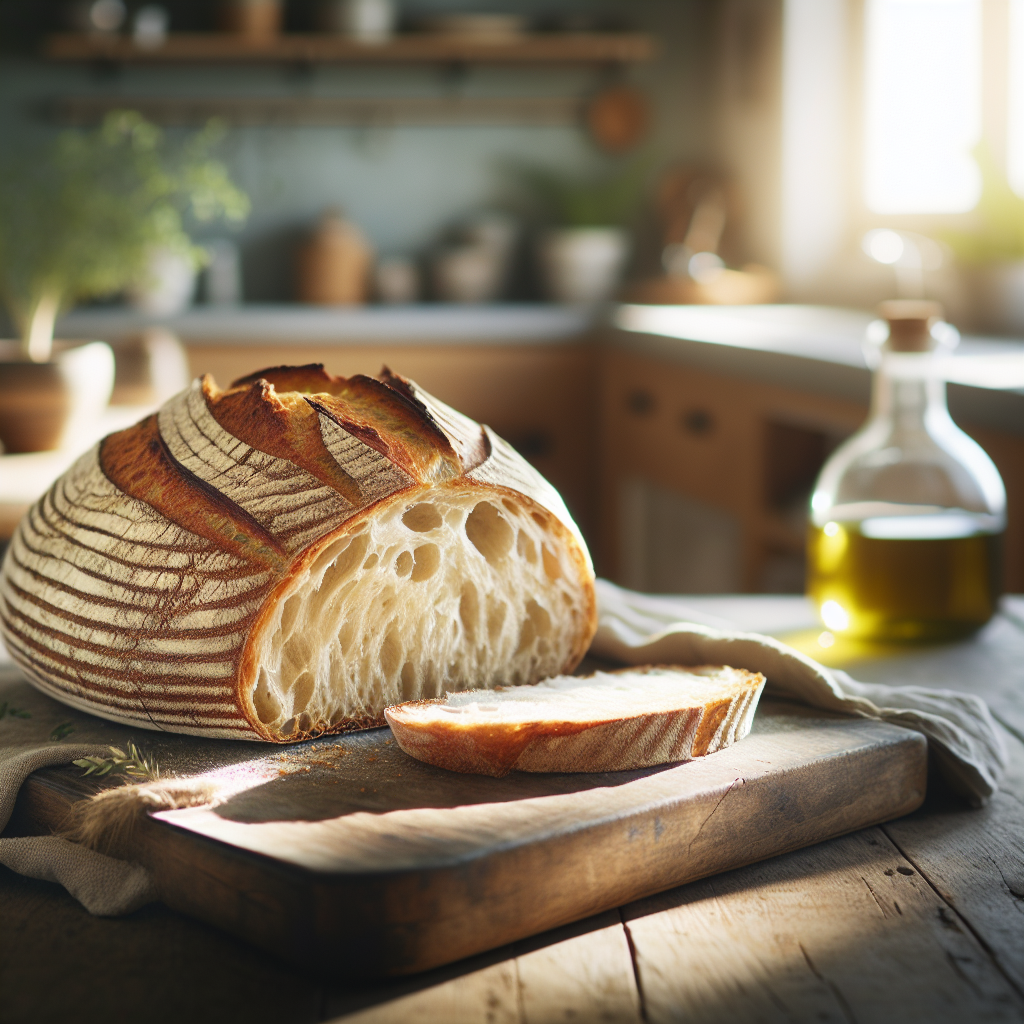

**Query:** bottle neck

left=869, top=353, right=950, bottom=433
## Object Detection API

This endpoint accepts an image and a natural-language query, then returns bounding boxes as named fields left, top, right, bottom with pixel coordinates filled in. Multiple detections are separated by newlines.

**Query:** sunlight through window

left=1009, top=0, right=1024, bottom=197
left=864, top=0, right=982, bottom=214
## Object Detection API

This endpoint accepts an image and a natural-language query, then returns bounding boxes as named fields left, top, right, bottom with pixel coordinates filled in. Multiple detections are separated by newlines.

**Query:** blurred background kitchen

left=1, top=0, right=1023, bottom=614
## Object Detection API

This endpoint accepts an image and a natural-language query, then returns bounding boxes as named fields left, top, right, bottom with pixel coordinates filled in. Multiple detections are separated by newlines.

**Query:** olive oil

left=807, top=518, right=1003, bottom=641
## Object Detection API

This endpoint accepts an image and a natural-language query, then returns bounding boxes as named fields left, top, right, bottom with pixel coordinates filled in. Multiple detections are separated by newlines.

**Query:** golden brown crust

left=386, top=666, right=764, bottom=776
left=101, top=414, right=287, bottom=571
left=205, top=375, right=365, bottom=505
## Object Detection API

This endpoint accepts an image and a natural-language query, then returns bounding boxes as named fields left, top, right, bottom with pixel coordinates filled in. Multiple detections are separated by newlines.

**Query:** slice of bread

left=384, top=665, right=765, bottom=776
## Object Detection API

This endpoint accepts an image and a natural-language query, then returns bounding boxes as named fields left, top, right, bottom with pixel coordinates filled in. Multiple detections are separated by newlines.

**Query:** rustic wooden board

left=12, top=693, right=926, bottom=978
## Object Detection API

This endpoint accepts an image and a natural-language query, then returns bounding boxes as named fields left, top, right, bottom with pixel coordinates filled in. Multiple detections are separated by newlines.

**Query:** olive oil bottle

left=806, top=302, right=1006, bottom=642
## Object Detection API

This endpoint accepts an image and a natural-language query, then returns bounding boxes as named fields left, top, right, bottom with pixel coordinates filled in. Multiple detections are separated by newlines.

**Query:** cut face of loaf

left=384, top=665, right=766, bottom=776
left=0, top=365, right=596, bottom=742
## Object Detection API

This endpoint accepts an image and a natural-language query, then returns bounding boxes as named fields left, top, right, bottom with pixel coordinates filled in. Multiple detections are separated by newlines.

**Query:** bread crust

left=0, top=366, right=596, bottom=742
left=385, top=665, right=765, bottom=776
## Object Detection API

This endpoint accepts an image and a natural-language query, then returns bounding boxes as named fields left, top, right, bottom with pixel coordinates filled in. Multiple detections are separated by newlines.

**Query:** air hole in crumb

left=402, top=503, right=443, bottom=532
left=411, top=543, right=440, bottom=582
left=282, top=717, right=297, bottom=736
left=486, top=596, right=507, bottom=644
left=338, top=618, right=356, bottom=650
left=531, top=512, right=547, bottom=527
left=400, top=661, right=417, bottom=700
left=380, top=627, right=402, bottom=680
left=296, top=712, right=312, bottom=733
left=517, top=616, right=537, bottom=655
left=465, top=501, right=514, bottom=566
left=252, top=673, right=282, bottom=725
left=517, top=531, right=537, bottom=564
left=502, top=499, right=520, bottom=515
left=542, top=545, right=562, bottom=581
left=322, top=534, right=370, bottom=586
left=363, top=553, right=379, bottom=569
left=526, top=598, right=552, bottom=637
left=395, top=550, right=413, bottom=576
left=292, top=671, right=315, bottom=713
left=280, top=594, right=302, bottom=638
left=460, top=582, right=479, bottom=641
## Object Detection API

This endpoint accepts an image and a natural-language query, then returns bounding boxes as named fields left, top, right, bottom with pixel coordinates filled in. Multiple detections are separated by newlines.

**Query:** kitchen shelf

left=54, top=303, right=600, bottom=345
left=53, top=95, right=584, bottom=127
left=44, top=31, right=655, bottom=65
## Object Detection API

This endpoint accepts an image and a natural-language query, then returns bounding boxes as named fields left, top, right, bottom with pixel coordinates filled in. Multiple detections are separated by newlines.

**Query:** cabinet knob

left=681, top=409, right=715, bottom=435
left=510, top=430, right=553, bottom=459
left=625, top=389, right=655, bottom=416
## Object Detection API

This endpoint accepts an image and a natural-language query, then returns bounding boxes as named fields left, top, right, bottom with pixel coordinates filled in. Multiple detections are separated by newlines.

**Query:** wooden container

left=218, top=0, right=283, bottom=40
left=296, top=210, right=373, bottom=305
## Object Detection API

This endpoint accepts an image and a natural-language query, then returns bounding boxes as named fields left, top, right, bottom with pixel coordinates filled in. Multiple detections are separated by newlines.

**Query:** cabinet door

left=599, top=349, right=760, bottom=590
left=600, top=347, right=1024, bottom=594
left=598, top=349, right=864, bottom=593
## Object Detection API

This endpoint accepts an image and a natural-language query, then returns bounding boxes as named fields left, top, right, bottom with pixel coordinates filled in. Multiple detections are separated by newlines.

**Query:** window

left=1008, top=0, right=1024, bottom=197
left=863, top=0, right=982, bottom=214
left=779, top=0, right=1024, bottom=293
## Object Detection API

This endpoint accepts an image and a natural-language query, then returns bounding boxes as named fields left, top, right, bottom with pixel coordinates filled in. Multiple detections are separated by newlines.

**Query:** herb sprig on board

left=0, top=701, right=31, bottom=720
left=74, top=743, right=160, bottom=781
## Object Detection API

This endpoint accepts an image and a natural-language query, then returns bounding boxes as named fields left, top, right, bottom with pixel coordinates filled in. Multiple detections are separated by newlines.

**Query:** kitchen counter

left=3, top=593, right=1023, bottom=1023
left=55, top=303, right=599, bottom=345
left=613, top=304, right=1024, bottom=437
left=53, top=302, right=1024, bottom=436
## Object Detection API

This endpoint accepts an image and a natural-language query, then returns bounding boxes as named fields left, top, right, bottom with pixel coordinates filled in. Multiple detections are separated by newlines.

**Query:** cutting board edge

left=127, top=725, right=927, bottom=976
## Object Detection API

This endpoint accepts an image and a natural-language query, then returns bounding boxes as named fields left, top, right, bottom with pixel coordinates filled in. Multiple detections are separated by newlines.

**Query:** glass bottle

left=806, top=301, right=1006, bottom=641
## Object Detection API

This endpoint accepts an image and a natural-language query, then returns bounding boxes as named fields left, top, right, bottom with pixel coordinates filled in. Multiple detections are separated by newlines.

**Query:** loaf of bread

left=384, top=665, right=765, bottom=776
left=0, top=366, right=596, bottom=741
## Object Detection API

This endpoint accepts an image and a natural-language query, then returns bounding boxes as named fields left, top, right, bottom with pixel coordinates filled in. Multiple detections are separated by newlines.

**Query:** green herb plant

left=50, top=721, right=75, bottom=741
left=942, top=143, right=1024, bottom=266
left=74, top=742, right=161, bottom=781
left=0, top=110, right=249, bottom=362
left=513, top=152, right=656, bottom=229
left=0, top=700, right=31, bottom=720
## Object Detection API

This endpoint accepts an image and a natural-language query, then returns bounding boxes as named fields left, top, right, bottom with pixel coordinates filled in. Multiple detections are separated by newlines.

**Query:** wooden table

left=2, top=596, right=1023, bottom=1024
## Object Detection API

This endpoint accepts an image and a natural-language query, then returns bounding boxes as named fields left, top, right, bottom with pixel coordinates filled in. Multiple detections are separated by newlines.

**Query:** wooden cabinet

left=597, top=347, right=1024, bottom=594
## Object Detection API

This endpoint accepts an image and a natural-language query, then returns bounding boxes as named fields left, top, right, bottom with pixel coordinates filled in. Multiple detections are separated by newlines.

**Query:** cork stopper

left=878, top=300, right=944, bottom=352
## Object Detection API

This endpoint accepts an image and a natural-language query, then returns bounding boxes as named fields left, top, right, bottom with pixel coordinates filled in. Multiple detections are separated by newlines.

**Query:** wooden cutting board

left=9, top=687, right=927, bottom=979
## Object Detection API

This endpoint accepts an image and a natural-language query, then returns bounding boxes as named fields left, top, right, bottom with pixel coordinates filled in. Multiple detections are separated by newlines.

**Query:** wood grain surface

left=4, top=600, right=1024, bottom=1024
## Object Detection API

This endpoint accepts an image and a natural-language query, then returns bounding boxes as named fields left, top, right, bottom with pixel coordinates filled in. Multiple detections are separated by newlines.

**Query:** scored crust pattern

left=0, top=366, right=597, bottom=742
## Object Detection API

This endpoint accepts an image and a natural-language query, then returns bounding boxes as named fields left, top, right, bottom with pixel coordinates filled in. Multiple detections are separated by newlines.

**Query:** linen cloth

left=592, top=580, right=1007, bottom=805
left=0, top=579, right=1007, bottom=917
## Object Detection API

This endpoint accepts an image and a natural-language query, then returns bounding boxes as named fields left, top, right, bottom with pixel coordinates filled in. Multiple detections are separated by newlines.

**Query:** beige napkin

left=0, top=580, right=1007, bottom=918
left=0, top=678, right=157, bottom=914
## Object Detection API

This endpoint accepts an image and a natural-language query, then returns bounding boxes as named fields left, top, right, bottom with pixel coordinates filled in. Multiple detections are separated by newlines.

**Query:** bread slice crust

left=384, top=665, right=765, bottom=776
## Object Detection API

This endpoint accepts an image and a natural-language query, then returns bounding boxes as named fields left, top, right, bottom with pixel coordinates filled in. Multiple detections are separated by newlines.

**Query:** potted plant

left=942, top=145, right=1024, bottom=335
left=0, top=110, right=248, bottom=452
left=519, top=157, right=651, bottom=304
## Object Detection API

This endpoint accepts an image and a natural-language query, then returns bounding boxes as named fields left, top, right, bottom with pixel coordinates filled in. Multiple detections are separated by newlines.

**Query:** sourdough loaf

left=0, top=365, right=596, bottom=741
left=384, top=665, right=765, bottom=776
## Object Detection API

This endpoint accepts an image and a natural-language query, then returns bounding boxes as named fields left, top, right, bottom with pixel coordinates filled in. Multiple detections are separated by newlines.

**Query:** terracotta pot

left=219, top=0, right=282, bottom=40
left=0, top=340, right=115, bottom=454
